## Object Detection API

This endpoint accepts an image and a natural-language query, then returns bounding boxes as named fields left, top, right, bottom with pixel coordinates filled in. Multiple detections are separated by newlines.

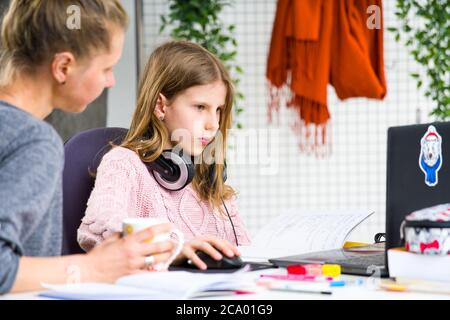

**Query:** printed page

left=239, top=209, right=374, bottom=261
left=116, top=266, right=252, bottom=299
left=40, top=283, right=169, bottom=300
left=41, top=267, right=252, bottom=300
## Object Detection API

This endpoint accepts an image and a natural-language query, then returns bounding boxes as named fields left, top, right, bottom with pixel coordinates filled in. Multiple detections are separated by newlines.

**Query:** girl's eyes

left=195, top=105, right=223, bottom=114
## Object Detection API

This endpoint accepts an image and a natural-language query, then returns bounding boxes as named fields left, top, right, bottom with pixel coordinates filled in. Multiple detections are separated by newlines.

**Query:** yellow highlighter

left=322, top=264, right=341, bottom=277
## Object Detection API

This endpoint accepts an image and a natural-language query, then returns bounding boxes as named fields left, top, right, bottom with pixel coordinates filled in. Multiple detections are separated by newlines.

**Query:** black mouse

left=190, top=251, right=244, bottom=269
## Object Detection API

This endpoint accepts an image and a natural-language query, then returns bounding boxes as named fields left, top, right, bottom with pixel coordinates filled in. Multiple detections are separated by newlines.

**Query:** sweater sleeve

left=0, top=138, right=62, bottom=294
left=77, top=150, right=137, bottom=252
left=224, top=196, right=252, bottom=246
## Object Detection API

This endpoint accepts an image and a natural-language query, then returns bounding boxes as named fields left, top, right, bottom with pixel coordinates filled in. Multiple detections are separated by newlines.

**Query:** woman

left=0, top=0, right=176, bottom=294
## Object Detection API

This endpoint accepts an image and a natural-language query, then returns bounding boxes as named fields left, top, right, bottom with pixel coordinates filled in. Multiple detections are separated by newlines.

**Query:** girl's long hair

left=120, top=41, right=236, bottom=215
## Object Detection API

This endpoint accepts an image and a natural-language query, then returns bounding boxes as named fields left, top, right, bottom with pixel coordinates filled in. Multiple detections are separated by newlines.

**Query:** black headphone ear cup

left=151, top=151, right=195, bottom=191
left=208, top=162, right=227, bottom=186
left=222, top=162, right=227, bottom=183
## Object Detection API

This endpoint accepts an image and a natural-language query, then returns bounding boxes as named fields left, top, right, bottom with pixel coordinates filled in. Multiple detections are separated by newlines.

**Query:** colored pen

left=269, top=284, right=332, bottom=295
left=260, top=274, right=334, bottom=282
left=328, top=279, right=365, bottom=287
left=379, top=280, right=450, bottom=295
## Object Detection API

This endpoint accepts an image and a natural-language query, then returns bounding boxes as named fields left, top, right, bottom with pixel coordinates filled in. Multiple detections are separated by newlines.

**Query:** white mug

left=122, top=217, right=184, bottom=271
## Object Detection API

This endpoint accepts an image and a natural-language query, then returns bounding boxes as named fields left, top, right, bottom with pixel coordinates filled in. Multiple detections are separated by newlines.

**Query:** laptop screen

left=386, top=122, right=450, bottom=252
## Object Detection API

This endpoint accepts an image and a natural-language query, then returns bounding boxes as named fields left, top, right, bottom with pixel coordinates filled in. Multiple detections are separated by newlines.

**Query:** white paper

left=238, top=208, right=374, bottom=261
left=41, top=266, right=254, bottom=300
left=116, top=265, right=252, bottom=299
left=40, top=283, right=169, bottom=300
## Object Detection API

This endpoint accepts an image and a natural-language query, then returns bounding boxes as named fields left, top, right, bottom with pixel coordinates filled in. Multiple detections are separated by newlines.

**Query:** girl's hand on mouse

left=171, top=235, right=240, bottom=270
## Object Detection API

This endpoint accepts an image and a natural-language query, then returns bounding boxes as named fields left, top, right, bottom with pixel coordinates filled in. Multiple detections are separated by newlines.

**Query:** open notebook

left=238, top=209, right=374, bottom=262
left=40, top=265, right=256, bottom=300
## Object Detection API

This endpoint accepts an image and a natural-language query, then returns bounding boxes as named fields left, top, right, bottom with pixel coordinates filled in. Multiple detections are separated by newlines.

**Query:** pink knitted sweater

left=77, top=146, right=251, bottom=252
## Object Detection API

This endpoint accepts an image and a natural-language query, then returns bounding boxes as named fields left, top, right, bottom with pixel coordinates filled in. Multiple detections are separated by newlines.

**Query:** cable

left=374, top=232, right=386, bottom=243
left=221, top=197, right=239, bottom=246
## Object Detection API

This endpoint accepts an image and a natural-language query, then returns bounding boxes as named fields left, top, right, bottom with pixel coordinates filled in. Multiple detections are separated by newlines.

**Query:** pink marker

left=259, top=274, right=333, bottom=282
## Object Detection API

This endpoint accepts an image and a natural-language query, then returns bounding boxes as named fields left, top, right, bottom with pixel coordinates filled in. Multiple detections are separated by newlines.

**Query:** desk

left=1, top=268, right=449, bottom=300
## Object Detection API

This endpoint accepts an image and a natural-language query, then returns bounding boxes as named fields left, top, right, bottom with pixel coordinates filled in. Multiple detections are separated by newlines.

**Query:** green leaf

left=417, top=79, right=423, bottom=88
left=390, top=0, right=450, bottom=119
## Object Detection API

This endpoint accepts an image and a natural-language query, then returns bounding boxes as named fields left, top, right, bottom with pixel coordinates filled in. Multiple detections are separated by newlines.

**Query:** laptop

left=270, top=122, right=450, bottom=277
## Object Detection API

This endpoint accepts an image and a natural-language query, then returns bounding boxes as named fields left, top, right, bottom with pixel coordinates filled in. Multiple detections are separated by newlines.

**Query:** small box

left=402, top=203, right=450, bottom=255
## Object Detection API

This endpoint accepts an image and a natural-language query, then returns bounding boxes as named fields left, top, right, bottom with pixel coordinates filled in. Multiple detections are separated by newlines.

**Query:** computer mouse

left=193, top=251, right=244, bottom=269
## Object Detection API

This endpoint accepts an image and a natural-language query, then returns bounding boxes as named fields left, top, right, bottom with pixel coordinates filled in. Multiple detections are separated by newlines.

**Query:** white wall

left=107, top=0, right=137, bottom=129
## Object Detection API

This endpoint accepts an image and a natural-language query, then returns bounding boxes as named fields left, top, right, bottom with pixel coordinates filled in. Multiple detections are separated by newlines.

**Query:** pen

left=379, top=280, right=450, bottom=295
left=260, top=274, right=334, bottom=281
left=269, top=284, right=332, bottom=295
left=329, top=279, right=365, bottom=287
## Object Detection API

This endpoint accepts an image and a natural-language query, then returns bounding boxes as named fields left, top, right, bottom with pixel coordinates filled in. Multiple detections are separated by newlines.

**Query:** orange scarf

left=266, top=0, right=386, bottom=151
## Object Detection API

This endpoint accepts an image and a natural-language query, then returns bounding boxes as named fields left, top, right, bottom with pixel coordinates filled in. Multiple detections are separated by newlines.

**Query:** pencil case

left=401, top=203, right=450, bottom=255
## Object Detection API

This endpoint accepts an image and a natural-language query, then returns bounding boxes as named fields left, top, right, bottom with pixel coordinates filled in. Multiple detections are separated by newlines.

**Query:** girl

left=0, top=0, right=177, bottom=294
left=78, top=41, right=251, bottom=269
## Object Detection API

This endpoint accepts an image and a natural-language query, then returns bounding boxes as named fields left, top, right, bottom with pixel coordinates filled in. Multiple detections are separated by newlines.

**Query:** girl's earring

left=159, top=116, right=164, bottom=121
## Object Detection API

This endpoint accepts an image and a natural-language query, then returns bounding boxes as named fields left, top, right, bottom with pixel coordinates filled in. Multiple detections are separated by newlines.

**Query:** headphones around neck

left=134, top=128, right=236, bottom=245
left=144, top=149, right=227, bottom=191
left=144, top=149, right=238, bottom=246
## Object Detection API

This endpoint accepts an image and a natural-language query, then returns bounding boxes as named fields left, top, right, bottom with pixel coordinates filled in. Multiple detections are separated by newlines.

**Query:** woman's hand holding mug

left=86, top=219, right=184, bottom=283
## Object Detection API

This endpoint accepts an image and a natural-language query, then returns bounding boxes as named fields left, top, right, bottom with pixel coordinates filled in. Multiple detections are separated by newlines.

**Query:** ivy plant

left=388, top=0, right=450, bottom=120
left=160, top=0, right=245, bottom=128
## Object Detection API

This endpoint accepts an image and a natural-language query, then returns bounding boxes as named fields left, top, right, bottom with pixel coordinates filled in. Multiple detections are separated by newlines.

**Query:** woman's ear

left=52, top=52, right=75, bottom=85
left=154, top=93, right=168, bottom=121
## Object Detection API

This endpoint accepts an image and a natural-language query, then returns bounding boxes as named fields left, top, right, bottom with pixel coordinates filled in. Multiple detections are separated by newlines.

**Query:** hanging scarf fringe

left=266, top=0, right=386, bottom=156
left=267, top=81, right=332, bottom=157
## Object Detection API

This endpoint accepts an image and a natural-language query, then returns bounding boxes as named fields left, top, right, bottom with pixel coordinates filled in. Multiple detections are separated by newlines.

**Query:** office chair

left=62, top=127, right=128, bottom=255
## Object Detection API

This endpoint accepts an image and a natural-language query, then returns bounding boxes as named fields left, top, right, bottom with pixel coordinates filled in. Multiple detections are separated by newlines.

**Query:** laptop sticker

left=419, top=125, right=442, bottom=187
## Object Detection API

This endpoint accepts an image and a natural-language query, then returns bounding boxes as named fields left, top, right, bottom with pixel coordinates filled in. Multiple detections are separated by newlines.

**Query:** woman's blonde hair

left=120, top=41, right=236, bottom=215
left=0, top=0, right=128, bottom=85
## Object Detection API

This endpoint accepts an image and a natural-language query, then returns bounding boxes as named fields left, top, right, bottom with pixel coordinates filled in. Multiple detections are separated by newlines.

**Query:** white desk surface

left=1, top=268, right=449, bottom=300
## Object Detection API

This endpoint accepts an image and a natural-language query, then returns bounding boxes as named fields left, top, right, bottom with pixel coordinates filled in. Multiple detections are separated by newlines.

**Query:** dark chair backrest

left=62, top=127, right=128, bottom=255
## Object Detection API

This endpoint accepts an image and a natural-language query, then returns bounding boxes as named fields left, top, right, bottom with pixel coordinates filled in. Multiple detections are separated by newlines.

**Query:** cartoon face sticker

left=419, top=125, right=443, bottom=187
